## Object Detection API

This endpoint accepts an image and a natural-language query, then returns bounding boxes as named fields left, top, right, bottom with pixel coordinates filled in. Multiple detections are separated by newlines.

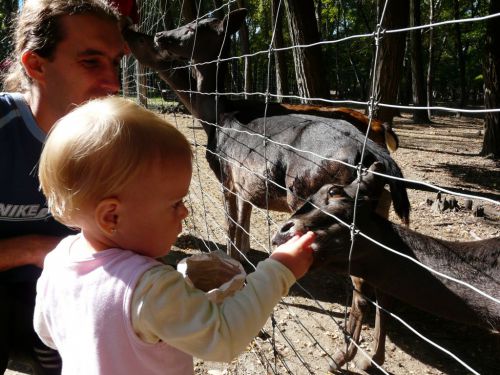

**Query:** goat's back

left=217, top=113, right=410, bottom=222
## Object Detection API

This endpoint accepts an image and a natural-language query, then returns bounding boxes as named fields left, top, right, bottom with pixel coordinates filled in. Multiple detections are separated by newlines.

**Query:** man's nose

left=100, top=64, right=121, bottom=94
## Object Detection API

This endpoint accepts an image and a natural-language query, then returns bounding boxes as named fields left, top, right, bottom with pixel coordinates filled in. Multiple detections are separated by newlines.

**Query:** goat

left=144, top=9, right=399, bottom=153
left=123, top=9, right=410, bottom=261
left=272, top=162, right=500, bottom=371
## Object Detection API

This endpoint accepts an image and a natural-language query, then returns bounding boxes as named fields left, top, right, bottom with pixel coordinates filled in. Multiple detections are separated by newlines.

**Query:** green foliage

left=0, top=0, right=17, bottom=67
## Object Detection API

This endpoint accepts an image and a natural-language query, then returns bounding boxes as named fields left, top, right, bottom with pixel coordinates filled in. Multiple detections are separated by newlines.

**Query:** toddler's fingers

left=295, top=231, right=316, bottom=250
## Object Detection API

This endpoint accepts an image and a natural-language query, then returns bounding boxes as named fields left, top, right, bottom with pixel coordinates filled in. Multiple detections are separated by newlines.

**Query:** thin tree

left=372, top=0, right=409, bottom=123
left=426, top=0, right=437, bottom=119
left=410, top=0, right=430, bottom=123
left=236, top=0, right=251, bottom=99
left=284, top=0, right=330, bottom=102
left=271, top=0, right=289, bottom=101
left=481, top=1, right=500, bottom=159
left=135, top=0, right=148, bottom=107
left=453, top=0, right=467, bottom=109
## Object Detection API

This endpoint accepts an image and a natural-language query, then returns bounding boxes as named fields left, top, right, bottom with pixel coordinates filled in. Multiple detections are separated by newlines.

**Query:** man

left=0, top=1, right=128, bottom=373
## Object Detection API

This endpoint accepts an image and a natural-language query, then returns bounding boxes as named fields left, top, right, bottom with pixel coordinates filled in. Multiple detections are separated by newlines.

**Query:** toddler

left=34, top=97, right=315, bottom=374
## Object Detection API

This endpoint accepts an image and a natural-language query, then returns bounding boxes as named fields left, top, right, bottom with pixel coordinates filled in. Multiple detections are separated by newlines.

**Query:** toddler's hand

left=270, top=231, right=316, bottom=280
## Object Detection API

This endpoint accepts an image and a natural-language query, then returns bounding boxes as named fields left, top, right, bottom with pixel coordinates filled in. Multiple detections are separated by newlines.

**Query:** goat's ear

left=222, top=8, right=248, bottom=35
left=344, top=162, right=386, bottom=200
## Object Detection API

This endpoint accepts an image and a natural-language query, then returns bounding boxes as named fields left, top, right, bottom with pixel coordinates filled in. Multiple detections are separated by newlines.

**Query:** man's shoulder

left=0, top=93, right=25, bottom=135
left=0, top=92, right=24, bottom=122
left=0, top=92, right=43, bottom=142
left=0, top=92, right=17, bottom=109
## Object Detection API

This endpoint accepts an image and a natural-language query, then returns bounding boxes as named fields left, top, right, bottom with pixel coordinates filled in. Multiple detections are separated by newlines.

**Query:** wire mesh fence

left=122, top=1, right=500, bottom=374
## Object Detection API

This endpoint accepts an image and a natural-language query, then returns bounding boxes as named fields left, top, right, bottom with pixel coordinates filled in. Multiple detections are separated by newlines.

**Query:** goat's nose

left=280, top=221, right=295, bottom=234
left=272, top=221, right=296, bottom=246
left=155, top=32, right=171, bottom=44
left=154, top=33, right=163, bottom=44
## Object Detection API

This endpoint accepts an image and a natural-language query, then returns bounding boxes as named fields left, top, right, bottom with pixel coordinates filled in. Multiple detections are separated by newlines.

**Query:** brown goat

left=273, top=162, right=499, bottom=371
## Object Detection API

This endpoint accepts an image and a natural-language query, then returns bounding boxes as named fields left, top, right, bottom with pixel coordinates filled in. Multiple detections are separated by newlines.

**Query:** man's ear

left=21, top=50, right=47, bottom=83
left=95, top=198, right=120, bottom=236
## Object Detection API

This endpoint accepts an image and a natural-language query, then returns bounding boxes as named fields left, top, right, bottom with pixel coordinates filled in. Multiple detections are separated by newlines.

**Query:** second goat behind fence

left=273, top=162, right=500, bottom=372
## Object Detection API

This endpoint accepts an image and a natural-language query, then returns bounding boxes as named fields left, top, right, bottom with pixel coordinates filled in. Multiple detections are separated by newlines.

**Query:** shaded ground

left=7, top=112, right=499, bottom=375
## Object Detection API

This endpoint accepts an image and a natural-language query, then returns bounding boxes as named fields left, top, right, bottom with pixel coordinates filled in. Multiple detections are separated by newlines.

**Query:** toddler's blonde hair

left=39, top=96, right=192, bottom=227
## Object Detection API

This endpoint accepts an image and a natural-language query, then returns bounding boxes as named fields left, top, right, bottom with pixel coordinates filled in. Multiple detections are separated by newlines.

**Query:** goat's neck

left=195, top=61, right=228, bottom=116
left=349, top=216, right=494, bottom=325
left=357, top=216, right=490, bottom=269
left=157, top=64, right=220, bottom=135
left=194, top=65, right=226, bottom=124
left=353, top=216, right=445, bottom=272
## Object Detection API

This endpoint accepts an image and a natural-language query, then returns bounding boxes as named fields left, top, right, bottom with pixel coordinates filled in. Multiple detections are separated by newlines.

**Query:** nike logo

left=0, top=203, right=51, bottom=221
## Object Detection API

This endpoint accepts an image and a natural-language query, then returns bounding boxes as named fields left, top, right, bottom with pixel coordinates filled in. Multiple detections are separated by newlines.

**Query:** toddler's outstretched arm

left=129, top=231, right=316, bottom=362
left=270, top=231, right=316, bottom=280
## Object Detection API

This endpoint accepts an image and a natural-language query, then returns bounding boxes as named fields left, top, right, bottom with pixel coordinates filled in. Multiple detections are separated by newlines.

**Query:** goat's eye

left=328, top=185, right=344, bottom=198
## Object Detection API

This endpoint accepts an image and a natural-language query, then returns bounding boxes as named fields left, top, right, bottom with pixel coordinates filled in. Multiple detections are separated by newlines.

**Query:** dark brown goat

left=145, top=9, right=399, bottom=153
left=123, top=9, right=410, bottom=261
left=272, top=162, right=500, bottom=371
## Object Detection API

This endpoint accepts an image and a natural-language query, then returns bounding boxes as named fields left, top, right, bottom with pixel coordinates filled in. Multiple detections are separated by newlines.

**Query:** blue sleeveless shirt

left=0, top=92, right=75, bottom=283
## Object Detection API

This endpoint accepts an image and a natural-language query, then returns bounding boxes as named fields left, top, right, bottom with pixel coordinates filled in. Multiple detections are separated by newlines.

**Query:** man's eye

left=81, top=59, right=99, bottom=67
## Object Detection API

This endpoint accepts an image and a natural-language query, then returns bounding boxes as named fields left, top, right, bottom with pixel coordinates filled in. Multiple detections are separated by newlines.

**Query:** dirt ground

left=175, top=111, right=499, bottom=375
left=7, top=111, right=499, bottom=375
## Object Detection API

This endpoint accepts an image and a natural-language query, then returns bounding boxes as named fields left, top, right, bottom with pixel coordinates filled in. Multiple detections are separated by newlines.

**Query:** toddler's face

left=114, top=158, right=192, bottom=258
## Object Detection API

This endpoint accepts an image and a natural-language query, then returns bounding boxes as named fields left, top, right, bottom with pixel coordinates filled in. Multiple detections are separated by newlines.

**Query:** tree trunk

left=271, top=0, right=289, bottom=101
left=284, top=0, right=330, bottom=102
left=481, top=0, right=500, bottom=159
left=314, top=0, right=322, bottom=39
left=426, top=0, right=436, bottom=119
left=340, top=1, right=365, bottom=100
left=135, top=0, right=148, bottom=107
left=410, top=0, right=430, bottom=123
left=237, top=0, right=251, bottom=99
left=181, top=0, right=197, bottom=22
left=453, top=0, right=467, bottom=109
left=372, top=0, right=409, bottom=123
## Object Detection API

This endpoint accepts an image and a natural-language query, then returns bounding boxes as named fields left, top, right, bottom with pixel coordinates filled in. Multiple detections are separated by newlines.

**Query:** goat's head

left=122, top=28, right=174, bottom=70
left=122, top=8, right=246, bottom=68
left=153, top=8, right=247, bottom=63
left=272, top=162, right=386, bottom=269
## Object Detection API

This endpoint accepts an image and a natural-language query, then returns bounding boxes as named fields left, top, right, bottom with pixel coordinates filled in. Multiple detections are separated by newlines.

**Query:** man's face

left=41, top=14, right=126, bottom=118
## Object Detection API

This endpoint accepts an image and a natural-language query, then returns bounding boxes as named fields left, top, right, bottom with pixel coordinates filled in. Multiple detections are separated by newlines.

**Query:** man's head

left=3, top=0, right=121, bottom=92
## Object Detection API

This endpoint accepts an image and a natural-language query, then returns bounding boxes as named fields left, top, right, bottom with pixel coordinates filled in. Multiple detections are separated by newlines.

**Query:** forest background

left=0, top=0, right=498, bottom=159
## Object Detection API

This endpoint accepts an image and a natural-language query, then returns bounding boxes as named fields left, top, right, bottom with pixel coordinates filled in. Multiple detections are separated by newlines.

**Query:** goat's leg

left=234, top=199, right=252, bottom=258
left=354, top=290, right=391, bottom=370
left=329, top=276, right=369, bottom=371
left=223, top=190, right=239, bottom=259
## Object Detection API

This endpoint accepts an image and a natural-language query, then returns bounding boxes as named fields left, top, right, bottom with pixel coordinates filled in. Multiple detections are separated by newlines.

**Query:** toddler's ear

left=95, top=198, right=120, bottom=236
